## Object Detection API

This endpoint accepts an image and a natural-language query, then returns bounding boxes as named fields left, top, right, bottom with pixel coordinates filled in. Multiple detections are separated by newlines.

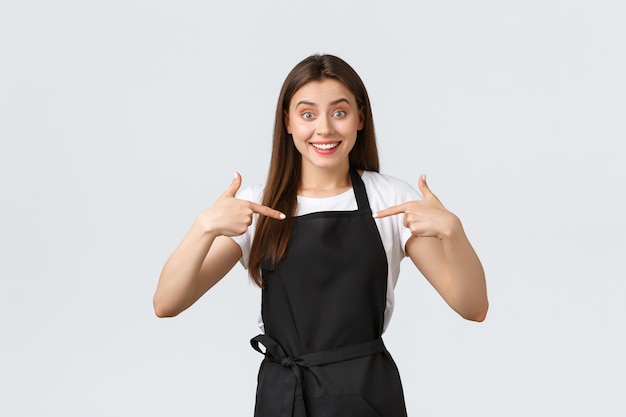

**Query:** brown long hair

left=248, top=54, right=380, bottom=287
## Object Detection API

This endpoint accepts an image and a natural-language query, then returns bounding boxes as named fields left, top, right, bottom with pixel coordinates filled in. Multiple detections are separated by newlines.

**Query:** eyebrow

left=295, top=98, right=352, bottom=108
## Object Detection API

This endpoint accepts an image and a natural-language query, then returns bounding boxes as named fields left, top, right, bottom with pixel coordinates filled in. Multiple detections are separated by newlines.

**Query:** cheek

left=290, top=122, right=314, bottom=138
left=291, top=131, right=307, bottom=148
left=291, top=134, right=309, bottom=155
left=338, top=116, right=360, bottom=132
left=339, top=122, right=360, bottom=140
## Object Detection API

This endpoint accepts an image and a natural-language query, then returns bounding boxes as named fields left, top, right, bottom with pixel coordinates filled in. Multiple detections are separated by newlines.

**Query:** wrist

left=439, top=213, right=463, bottom=240
left=194, top=211, right=221, bottom=239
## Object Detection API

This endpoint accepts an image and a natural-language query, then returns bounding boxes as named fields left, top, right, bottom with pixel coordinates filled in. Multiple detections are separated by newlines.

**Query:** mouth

left=311, top=142, right=340, bottom=150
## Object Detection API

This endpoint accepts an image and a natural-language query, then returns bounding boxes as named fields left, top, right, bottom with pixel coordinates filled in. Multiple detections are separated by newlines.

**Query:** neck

left=299, top=162, right=352, bottom=197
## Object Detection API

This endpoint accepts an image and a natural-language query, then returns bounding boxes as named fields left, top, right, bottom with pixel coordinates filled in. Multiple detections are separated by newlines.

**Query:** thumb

left=418, top=174, right=437, bottom=201
left=222, top=171, right=242, bottom=197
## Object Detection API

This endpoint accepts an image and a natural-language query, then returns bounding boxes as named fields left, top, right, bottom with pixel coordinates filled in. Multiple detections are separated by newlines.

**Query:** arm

left=153, top=173, right=285, bottom=318
left=406, top=221, right=487, bottom=322
left=153, top=229, right=242, bottom=318
left=375, top=175, right=488, bottom=322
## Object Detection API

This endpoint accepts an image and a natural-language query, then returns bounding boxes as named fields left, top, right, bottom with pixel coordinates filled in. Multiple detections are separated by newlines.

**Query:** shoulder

left=236, top=183, right=265, bottom=204
left=361, top=171, right=422, bottom=207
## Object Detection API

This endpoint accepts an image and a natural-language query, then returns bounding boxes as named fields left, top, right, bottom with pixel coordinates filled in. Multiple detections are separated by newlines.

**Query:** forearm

left=153, top=173, right=281, bottom=317
left=153, top=220, right=217, bottom=317
left=441, top=223, right=488, bottom=321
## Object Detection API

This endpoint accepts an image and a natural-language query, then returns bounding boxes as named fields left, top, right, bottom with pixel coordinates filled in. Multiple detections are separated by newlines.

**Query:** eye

left=302, top=111, right=314, bottom=120
left=333, top=110, right=346, bottom=117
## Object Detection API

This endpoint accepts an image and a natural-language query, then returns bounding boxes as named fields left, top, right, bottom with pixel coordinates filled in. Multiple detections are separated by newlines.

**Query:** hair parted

left=248, top=54, right=380, bottom=287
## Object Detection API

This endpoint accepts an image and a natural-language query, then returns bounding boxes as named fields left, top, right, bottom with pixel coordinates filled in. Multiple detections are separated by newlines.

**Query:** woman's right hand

left=154, top=172, right=285, bottom=317
left=197, top=172, right=286, bottom=237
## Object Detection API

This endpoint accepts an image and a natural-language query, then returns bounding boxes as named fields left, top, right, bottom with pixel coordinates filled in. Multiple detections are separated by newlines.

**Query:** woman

left=154, top=54, right=488, bottom=417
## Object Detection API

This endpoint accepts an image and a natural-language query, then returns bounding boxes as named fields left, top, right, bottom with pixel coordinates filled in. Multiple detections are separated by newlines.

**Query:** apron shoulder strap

left=349, top=168, right=372, bottom=214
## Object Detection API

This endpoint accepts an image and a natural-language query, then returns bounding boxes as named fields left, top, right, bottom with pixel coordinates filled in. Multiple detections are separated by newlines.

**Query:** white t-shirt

left=231, top=170, right=422, bottom=333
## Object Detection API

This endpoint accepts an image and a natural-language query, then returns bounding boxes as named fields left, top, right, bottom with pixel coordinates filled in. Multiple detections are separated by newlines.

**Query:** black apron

left=251, top=168, right=408, bottom=417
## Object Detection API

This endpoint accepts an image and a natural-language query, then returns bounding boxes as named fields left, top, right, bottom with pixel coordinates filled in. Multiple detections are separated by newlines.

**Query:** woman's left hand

left=377, top=174, right=488, bottom=321
left=374, top=175, right=461, bottom=240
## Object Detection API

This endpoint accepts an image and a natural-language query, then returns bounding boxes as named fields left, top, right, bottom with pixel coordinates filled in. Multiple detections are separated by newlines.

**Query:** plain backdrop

left=1, top=1, right=625, bottom=416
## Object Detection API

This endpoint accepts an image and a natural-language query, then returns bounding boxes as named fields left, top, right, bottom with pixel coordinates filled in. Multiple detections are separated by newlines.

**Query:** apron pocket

left=308, top=394, right=382, bottom=417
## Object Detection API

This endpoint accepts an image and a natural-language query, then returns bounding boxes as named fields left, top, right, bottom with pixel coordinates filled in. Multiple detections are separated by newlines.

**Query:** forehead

left=290, top=79, right=356, bottom=106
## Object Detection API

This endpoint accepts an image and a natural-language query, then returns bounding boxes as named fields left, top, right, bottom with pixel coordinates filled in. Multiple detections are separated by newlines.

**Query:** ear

left=357, top=107, right=365, bottom=131
left=284, top=110, right=291, bottom=134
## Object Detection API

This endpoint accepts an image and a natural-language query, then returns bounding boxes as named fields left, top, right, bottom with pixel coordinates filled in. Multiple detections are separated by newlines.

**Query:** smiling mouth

left=311, top=142, right=340, bottom=150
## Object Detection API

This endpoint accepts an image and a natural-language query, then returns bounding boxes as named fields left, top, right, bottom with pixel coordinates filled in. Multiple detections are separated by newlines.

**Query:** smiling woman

left=286, top=79, right=364, bottom=186
left=153, top=54, right=488, bottom=417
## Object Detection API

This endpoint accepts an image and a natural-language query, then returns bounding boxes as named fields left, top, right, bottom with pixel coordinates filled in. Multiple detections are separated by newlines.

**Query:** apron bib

left=251, top=168, right=407, bottom=417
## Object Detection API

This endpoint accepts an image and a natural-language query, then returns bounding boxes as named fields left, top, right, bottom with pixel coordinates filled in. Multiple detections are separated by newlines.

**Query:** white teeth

left=312, top=142, right=339, bottom=150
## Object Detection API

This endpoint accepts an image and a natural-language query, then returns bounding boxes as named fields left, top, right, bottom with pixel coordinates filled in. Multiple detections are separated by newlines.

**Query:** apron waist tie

left=250, top=335, right=386, bottom=417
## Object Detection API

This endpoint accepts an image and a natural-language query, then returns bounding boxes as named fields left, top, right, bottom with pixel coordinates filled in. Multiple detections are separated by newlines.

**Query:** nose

left=316, top=115, right=334, bottom=136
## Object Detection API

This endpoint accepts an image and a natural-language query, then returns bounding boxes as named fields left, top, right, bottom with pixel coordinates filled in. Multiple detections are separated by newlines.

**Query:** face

left=285, top=79, right=364, bottom=174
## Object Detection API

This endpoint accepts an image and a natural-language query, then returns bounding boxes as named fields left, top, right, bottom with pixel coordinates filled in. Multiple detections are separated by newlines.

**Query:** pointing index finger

left=373, top=203, right=409, bottom=219
left=249, top=202, right=287, bottom=220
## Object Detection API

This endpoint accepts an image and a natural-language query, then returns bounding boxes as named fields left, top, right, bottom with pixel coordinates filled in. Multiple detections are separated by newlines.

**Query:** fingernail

left=372, top=213, right=378, bottom=218
left=279, top=213, right=286, bottom=220
left=233, top=172, right=239, bottom=179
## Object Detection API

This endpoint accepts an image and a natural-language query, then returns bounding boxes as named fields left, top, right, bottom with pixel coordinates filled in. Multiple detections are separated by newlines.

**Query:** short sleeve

left=362, top=171, right=422, bottom=258
left=392, top=178, right=423, bottom=255
left=229, top=184, right=264, bottom=269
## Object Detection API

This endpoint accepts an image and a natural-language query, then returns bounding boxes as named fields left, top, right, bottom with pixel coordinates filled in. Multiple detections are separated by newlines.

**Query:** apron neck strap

left=349, top=168, right=372, bottom=214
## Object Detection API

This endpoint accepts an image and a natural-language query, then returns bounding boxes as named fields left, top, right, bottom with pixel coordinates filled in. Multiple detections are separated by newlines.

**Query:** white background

left=1, top=1, right=625, bottom=416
